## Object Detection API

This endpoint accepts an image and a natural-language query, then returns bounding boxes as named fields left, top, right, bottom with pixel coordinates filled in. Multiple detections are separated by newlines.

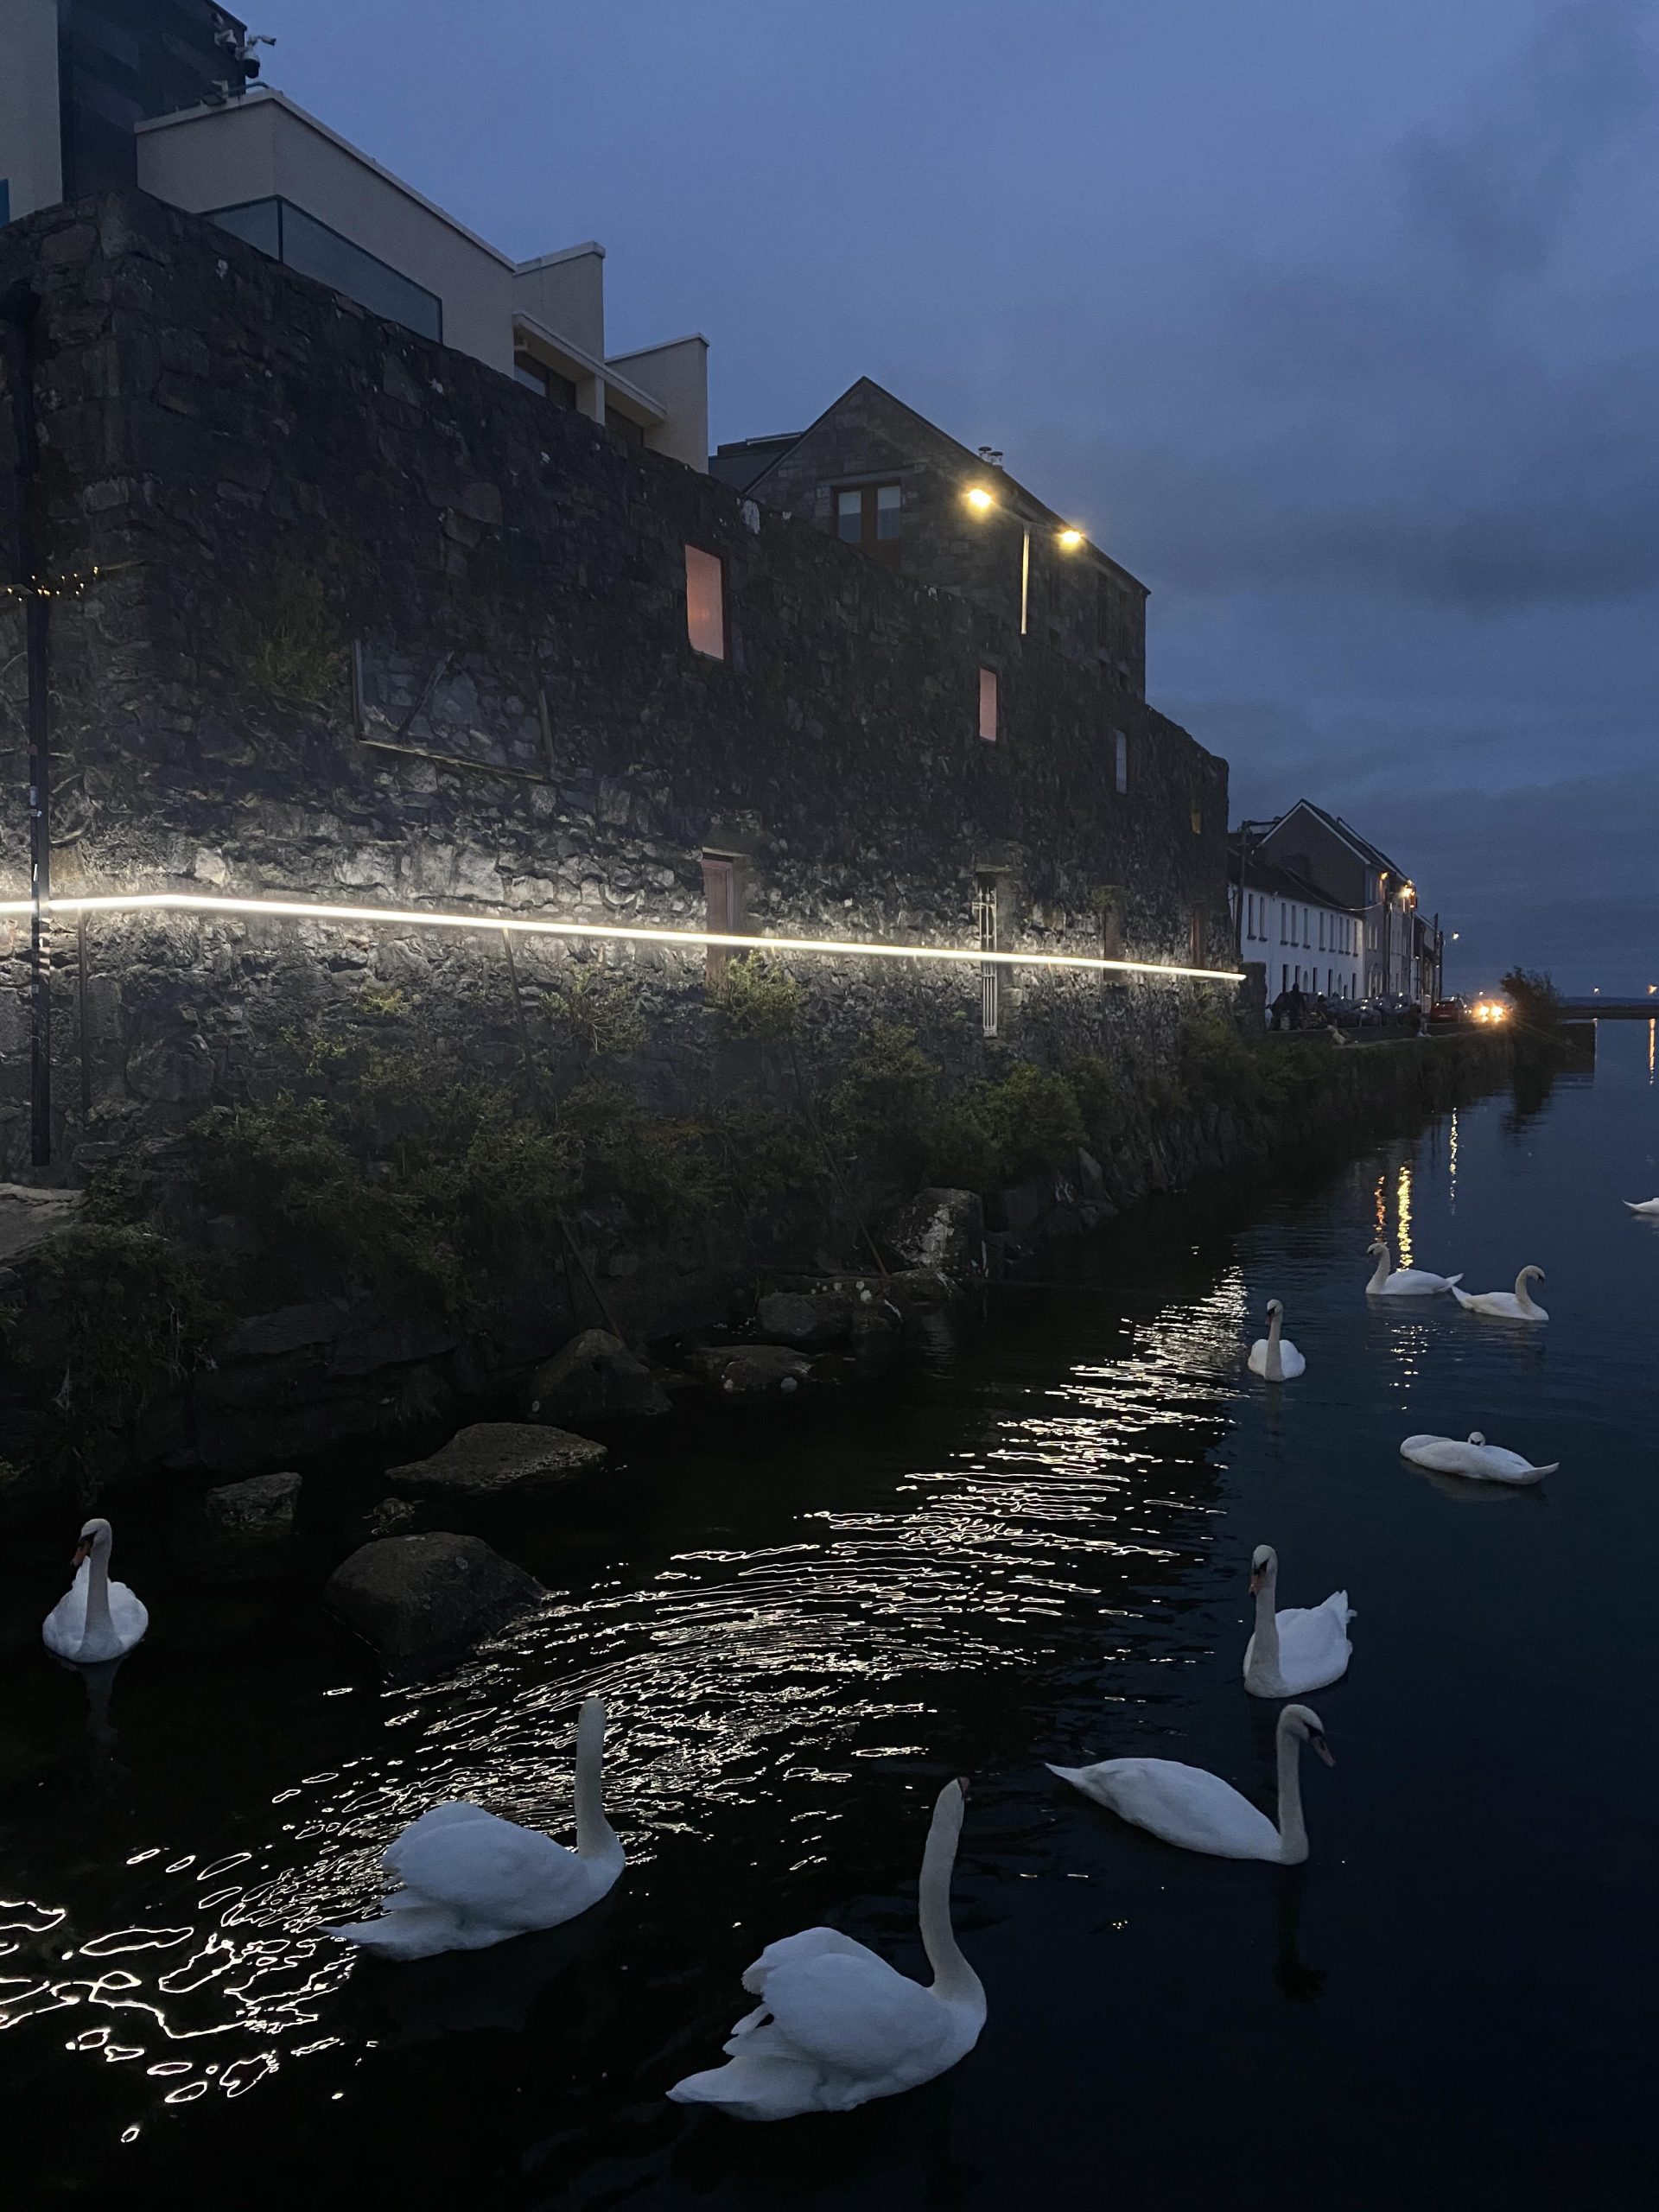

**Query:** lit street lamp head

left=964, top=485, right=995, bottom=512
left=1057, top=527, right=1085, bottom=550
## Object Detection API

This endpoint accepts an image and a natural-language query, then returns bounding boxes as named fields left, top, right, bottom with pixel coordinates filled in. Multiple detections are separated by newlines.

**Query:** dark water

left=5, top=1027, right=1658, bottom=2209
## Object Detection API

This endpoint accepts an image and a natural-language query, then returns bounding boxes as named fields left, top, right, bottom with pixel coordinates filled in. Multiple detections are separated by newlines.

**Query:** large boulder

left=755, top=1289, right=854, bottom=1349
left=526, top=1330, right=671, bottom=1422
left=194, top=1470, right=302, bottom=1579
left=386, top=1421, right=607, bottom=1501
left=326, top=1533, right=545, bottom=1662
left=0, top=1183, right=86, bottom=1262
left=683, top=1343, right=812, bottom=1395
left=880, top=1189, right=986, bottom=1282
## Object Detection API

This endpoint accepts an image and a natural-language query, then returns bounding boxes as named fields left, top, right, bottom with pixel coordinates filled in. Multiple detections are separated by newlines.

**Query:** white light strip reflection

left=0, top=891, right=1245, bottom=983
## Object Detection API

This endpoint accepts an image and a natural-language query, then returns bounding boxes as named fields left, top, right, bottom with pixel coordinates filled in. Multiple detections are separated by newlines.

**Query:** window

left=834, top=482, right=901, bottom=564
left=607, top=405, right=646, bottom=455
left=702, top=853, right=737, bottom=984
left=685, top=546, right=726, bottom=659
left=514, top=352, right=577, bottom=407
left=1114, top=729, right=1128, bottom=794
left=976, top=876, right=1000, bottom=1037
left=1190, top=909, right=1205, bottom=967
left=1191, top=801, right=1203, bottom=836
left=978, top=666, right=999, bottom=743
left=209, top=198, right=443, bottom=344
left=1319, top=911, right=1326, bottom=950
left=1280, top=906, right=1287, bottom=944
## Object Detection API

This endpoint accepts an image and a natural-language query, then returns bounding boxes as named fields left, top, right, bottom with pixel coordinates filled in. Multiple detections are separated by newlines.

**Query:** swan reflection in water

left=1274, top=1868, right=1325, bottom=2004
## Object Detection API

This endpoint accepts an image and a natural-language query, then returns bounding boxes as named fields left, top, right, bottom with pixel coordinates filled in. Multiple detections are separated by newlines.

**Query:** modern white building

left=1244, top=801, right=1431, bottom=1004
left=2, top=4, right=708, bottom=470
left=1230, top=841, right=1363, bottom=1007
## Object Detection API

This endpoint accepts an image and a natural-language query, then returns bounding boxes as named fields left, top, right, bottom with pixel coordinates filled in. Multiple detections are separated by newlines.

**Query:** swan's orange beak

left=955, top=1776, right=972, bottom=1800
left=1312, top=1736, right=1335, bottom=1768
left=1249, top=1567, right=1265, bottom=1595
left=71, top=1541, right=90, bottom=1568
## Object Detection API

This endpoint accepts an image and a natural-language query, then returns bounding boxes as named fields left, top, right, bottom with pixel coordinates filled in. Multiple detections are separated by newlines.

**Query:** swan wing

left=1471, top=1446, right=1556, bottom=1483
left=385, top=1802, right=583, bottom=1927
left=41, top=1563, right=148, bottom=1660
left=1050, top=1757, right=1281, bottom=1859
left=106, top=1580, right=149, bottom=1649
left=1277, top=1339, right=1306, bottom=1378
left=1401, top=1433, right=1470, bottom=1471
left=1247, top=1338, right=1268, bottom=1376
left=741, top=1925, right=886, bottom=1997
left=1274, top=1597, right=1353, bottom=1691
left=750, top=1949, right=957, bottom=2082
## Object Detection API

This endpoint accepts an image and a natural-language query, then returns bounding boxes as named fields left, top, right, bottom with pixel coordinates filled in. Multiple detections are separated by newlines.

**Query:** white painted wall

left=0, top=0, right=63, bottom=222
left=1236, top=882, right=1362, bottom=1006
left=513, top=245, right=605, bottom=361
left=609, top=335, right=709, bottom=469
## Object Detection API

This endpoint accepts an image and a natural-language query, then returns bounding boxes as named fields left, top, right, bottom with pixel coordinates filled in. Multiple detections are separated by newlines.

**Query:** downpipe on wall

left=0, top=282, right=51, bottom=1168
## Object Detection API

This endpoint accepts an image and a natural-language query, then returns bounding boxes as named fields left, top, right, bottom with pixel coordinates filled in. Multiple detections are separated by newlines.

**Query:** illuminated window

left=1114, top=729, right=1128, bottom=794
left=978, top=667, right=999, bottom=743
left=1191, top=800, right=1202, bottom=836
left=685, top=546, right=726, bottom=659
left=835, top=483, right=902, bottom=564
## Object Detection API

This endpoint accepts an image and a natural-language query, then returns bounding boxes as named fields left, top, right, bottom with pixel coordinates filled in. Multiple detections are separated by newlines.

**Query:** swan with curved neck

left=325, top=1698, right=624, bottom=1958
left=1243, top=1545, right=1353, bottom=1698
left=670, top=1777, right=985, bottom=2119
left=1401, top=1431, right=1559, bottom=1484
left=1365, top=1240, right=1462, bottom=1296
left=1049, top=1703, right=1333, bottom=1863
left=1247, top=1300, right=1306, bottom=1382
left=42, top=1518, right=149, bottom=1664
left=1452, top=1265, right=1548, bottom=1321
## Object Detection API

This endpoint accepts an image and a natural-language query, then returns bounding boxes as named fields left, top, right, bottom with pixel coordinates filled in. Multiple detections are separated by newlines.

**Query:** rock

left=1040, top=1205, right=1083, bottom=1238
left=195, top=1471, right=301, bottom=1578
left=847, top=1306, right=902, bottom=1375
left=365, top=1496, right=418, bottom=1539
left=0, top=1183, right=86, bottom=1263
left=883, top=1268, right=955, bottom=1309
left=526, top=1330, right=671, bottom=1421
left=755, top=1289, right=854, bottom=1349
left=230, top=1301, right=350, bottom=1358
left=881, top=1188, right=986, bottom=1281
left=386, top=1421, right=607, bottom=1500
left=325, top=1533, right=545, bottom=1662
left=683, top=1343, right=813, bottom=1395
left=1077, top=1148, right=1104, bottom=1196
left=992, top=1183, right=1045, bottom=1237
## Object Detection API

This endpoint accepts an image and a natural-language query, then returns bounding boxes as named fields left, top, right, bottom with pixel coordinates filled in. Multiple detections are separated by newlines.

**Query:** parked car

left=1428, top=997, right=1467, bottom=1030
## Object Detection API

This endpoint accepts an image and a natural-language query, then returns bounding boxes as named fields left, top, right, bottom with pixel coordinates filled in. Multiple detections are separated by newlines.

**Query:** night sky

left=260, top=1, right=1656, bottom=995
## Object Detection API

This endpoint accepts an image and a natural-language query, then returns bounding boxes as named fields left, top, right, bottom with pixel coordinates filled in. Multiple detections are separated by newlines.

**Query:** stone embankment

left=0, top=1025, right=1512, bottom=1663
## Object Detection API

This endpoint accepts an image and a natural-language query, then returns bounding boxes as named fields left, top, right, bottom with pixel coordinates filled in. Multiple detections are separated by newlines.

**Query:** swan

left=1365, top=1239, right=1462, bottom=1296
left=669, top=1777, right=984, bottom=2120
left=1452, top=1265, right=1548, bottom=1322
left=324, top=1699, right=624, bottom=1959
left=1049, top=1702, right=1332, bottom=1864
left=1623, top=1198, right=1659, bottom=1216
left=1247, top=1299, right=1305, bottom=1382
left=42, top=1518, right=149, bottom=1664
left=1243, top=1546, right=1353, bottom=1699
left=1401, top=1432, right=1558, bottom=1485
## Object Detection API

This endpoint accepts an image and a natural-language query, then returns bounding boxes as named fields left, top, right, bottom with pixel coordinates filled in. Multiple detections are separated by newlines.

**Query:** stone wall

left=0, top=191, right=1233, bottom=1176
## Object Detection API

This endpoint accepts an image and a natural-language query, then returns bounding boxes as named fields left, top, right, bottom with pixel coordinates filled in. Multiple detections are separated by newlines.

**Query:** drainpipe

left=0, top=283, right=51, bottom=1167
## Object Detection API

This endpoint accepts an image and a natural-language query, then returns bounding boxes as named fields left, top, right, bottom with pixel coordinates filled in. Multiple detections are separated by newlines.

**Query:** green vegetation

left=707, top=953, right=804, bottom=1044
left=1500, top=967, right=1563, bottom=1032
left=543, top=963, right=648, bottom=1057
left=17, top=1224, right=220, bottom=1432
left=235, top=563, right=347, bottom=704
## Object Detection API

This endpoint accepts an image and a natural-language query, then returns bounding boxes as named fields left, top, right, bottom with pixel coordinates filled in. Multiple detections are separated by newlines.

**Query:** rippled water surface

left=5, top=1030, right=1658, bottom=2209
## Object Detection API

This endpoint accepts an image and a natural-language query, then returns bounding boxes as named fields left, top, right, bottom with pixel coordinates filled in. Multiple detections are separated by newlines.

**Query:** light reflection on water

left=1, top=1281, right=1247, bottom=2129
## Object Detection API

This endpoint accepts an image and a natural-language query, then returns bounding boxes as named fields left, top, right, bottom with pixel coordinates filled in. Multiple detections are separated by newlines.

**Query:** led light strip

left=0, top=890, right=1245, bottom=982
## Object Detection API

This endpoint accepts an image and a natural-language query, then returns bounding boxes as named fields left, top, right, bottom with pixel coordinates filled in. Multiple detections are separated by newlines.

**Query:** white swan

left=325, top=1699, right=624, bottom=1959
left=1243, top=1546, right=1353, bottom=1698
left=42, top=1519, right=149, bottom=1664
left=669, top=1777, right=984, bottom=2120
left=1247, top=1299, right=1305, bottom=1382
left=1452, top=1265, right=1548, bottom=1322
left=1365, top=1239, right=1462, bottom=1296
left=1401, top=1432, right=1558, bottom=1485
left=1049, top=1702, right=1332, bottom=1864
left=1623, top=1198, right=1659, bottom=1216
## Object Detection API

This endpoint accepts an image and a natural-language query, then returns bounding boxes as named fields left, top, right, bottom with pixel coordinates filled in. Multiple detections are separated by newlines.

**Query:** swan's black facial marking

left=1307, top=1730, right=1335, bottom=1768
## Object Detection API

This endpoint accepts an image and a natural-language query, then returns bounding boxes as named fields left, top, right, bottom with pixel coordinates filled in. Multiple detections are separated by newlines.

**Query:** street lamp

left=963, top=486, right=1090, bottom=635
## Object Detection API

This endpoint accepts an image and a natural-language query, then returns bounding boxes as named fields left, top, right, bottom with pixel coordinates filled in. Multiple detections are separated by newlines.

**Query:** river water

left=3, top=1027, right=1656, bottom=2209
